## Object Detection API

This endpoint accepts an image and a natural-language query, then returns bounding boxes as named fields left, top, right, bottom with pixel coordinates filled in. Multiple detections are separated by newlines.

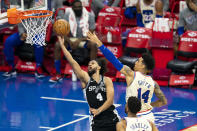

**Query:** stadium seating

left=150, top=1, right=180, bottom=86
left=167, top=31, right=197, bottom=88
left=96, top=6, right=123, bottom=80
left=0, top=26, right=18, bottom=72
left=116, top=27, right=151, bottom=80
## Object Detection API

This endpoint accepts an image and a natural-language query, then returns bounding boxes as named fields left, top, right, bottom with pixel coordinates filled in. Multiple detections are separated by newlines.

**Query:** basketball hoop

left=7, top=8, right=53, bottom=46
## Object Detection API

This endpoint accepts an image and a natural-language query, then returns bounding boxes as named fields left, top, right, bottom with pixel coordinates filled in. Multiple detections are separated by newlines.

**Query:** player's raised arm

left=58, top=36, right=89, bottom=86
left=151, top=81, right=167, bottom=107
left=87, top=31, right=134, bottom=80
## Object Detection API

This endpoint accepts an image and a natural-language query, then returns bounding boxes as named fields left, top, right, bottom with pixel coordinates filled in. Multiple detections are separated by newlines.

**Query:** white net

left=20, top=10, right=52, bottom=46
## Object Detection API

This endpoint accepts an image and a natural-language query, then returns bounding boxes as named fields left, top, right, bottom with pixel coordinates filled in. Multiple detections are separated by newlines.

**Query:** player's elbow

left=163, top=98, right=168, bottom=105
left=106, top=97, right=114, bottom=107
left=108, top=99, right=114, bottom=106
left=161, top=98, right=167, bottom=106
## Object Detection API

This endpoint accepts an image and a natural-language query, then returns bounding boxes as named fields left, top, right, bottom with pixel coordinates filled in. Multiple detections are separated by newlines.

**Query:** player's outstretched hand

left=87, top=31, right=103, bottom=47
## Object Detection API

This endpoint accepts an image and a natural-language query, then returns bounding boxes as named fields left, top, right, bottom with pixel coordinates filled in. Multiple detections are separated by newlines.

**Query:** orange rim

left=19, top=10, right=53, bottom=19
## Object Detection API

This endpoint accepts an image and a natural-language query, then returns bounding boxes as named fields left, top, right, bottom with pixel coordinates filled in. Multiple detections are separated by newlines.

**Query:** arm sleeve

left=136, top=13, right=144, bottom=27
left=99, top=45, right=123, bottom=71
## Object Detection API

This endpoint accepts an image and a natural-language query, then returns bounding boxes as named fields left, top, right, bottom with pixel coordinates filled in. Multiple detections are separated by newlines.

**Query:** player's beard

left=88, top=67, right=97, bottom=77
left=74, top=9, right=82, bottom=17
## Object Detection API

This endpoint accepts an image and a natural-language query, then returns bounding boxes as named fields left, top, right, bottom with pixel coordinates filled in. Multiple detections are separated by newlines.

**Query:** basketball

left=53, top=19, right=70, bottom=36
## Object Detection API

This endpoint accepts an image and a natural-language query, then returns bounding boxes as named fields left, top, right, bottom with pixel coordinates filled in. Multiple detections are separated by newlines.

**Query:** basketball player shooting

left=57, top=36, right=120, bottom=131
left=87, top=31, right=167, bottom=123
left=116, top=96, right=158, bottom=131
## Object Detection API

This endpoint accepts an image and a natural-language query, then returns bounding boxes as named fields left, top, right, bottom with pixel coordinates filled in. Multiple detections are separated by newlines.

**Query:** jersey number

left=142, top=10, right=153, bottom=23
left=137, top=88, right=150, bottom=103
left=96, top=93, right=103, bottom=101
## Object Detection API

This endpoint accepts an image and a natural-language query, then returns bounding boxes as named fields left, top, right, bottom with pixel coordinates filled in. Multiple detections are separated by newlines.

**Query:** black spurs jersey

left=84, top=75, right=115, bottom=112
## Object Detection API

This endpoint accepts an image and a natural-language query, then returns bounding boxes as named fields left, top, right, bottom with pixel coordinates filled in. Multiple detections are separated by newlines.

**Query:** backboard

left=0, top=0, right=48, bottom=29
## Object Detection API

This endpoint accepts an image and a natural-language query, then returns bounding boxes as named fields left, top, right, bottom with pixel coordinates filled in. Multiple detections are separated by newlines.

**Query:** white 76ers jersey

left=125, top=117, right=152, bottom=131
left=140, top=0, right=156, bottom=25
left=126, top=72, right=155, bottom=112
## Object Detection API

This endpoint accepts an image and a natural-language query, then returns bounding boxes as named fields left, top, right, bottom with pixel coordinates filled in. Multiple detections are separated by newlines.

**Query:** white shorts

left=137, top=109, right=155, bottom=123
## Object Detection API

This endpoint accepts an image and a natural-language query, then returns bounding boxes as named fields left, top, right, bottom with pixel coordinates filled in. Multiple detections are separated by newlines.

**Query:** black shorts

left=91, top=110, right=119, bottom=131
left=92, top=125, right=116, bottom=131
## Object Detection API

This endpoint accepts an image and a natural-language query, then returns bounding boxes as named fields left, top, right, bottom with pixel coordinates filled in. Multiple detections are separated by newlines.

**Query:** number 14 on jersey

left=138, top=88, right=150, bottom=103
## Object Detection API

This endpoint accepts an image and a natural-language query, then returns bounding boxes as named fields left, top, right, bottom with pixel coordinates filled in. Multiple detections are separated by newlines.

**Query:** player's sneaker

left=49, top=74, right=63, bottom=82
left=35, top=66, right=45, bottom=78
left=2, top=70, right=17, bottom=77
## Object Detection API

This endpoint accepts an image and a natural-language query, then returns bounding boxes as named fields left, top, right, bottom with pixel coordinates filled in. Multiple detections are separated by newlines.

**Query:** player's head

left=134, top=53, right=155, bottom=73
left=88, top=58, right=107, bottom=77
left=125, top=96, right=141, bottom=115
left=72, top=0, right=83, bottom=17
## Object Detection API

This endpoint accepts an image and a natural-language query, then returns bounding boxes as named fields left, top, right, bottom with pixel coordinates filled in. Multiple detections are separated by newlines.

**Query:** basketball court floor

left=0, top=72, right=196, bottom=131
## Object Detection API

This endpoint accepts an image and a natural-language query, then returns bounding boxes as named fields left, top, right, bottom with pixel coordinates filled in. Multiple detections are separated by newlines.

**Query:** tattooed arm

left=151, top=81, right=167, bottom=107
left=119, top=65, right=135, bottom=86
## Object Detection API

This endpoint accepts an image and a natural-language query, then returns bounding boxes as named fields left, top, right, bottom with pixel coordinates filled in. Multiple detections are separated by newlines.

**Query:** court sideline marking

left=39, top=114, right=89, bottom=131
left=40, top=96, right=122, bottom=107
left=40, top=96, right=121, bottom=130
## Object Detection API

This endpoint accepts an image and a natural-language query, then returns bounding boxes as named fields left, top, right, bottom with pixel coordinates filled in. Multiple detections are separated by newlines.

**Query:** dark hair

left=142, top=53, right=155, bottom=71
left=63, top=0, right=70, bottom=6
left=128, top=96, right=141, bottom=114
left=71, top=0, right=81, bottom=6
left=95, top=58, right=107, bottom=76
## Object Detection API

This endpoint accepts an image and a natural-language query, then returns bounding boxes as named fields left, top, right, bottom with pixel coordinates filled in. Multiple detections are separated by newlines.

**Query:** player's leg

left=49, top=41, right=63, bottom=82
left=93, top=126, right=116, bottom=131
left=3, top=33, right=23, bottom=76
left=34, top=44, right=45, bottom=78
left=92, top=111, right=119, bottom=131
